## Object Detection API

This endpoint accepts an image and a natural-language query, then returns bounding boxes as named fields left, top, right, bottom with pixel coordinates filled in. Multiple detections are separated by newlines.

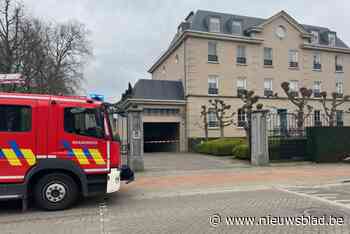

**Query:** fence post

left=127, top=107, right=144, bottom=172
left=251, top=110, right=269, bottom=166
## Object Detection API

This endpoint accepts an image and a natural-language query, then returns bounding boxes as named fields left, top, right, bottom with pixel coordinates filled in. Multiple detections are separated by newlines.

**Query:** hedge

left=195, top=138, right=245, bottom=156
left=307, top=127, right=350, bottom=162
left=232, top=144, right=249, bottom=160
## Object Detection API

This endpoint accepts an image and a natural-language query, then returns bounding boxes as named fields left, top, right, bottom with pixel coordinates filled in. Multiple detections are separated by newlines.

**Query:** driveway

left=143, top=152, right=250, bottom=174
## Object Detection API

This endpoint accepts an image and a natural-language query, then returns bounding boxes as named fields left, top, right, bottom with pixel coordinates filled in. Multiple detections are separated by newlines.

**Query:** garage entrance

left=143, top=123, right=179, bottom=152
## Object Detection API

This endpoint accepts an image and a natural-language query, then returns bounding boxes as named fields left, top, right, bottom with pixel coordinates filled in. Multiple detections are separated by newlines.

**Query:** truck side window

left=64, top=107, right=104, bottom=138
left=0, top=105, right=31, bottom=132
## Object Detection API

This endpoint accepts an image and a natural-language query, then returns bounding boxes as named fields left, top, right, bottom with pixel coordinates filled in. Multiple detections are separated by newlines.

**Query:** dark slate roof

left=131, top=79, right=184, bottom=100
left=181, top=10, right=348, bottom=48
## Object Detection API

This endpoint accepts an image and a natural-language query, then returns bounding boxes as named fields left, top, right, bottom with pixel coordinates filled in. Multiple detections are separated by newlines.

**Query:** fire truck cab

left=0, top=92, right=134, bottom=210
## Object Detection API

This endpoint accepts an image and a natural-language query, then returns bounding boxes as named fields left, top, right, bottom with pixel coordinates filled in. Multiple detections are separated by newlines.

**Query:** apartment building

left=121, top=10, right=350, bottom=152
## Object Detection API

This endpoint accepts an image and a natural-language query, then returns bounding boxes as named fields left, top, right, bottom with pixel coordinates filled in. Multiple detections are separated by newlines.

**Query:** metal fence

left=267, top=112, right=350, bottom=160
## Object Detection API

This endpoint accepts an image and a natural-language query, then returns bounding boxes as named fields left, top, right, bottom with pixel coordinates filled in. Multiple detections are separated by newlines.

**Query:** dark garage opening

left=144, top=123, right=179, bottom=152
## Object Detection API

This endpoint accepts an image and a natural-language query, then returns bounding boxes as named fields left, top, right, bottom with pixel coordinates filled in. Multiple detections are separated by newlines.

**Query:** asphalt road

left=1, top=183, right=350, bottom=234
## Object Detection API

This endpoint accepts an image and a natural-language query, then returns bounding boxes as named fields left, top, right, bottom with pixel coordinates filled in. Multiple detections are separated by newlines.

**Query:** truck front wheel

left=34, top=173, right=79, bottom=211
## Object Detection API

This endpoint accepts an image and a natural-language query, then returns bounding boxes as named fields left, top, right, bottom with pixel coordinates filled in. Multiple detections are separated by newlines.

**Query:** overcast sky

left=24, top=0, right=350, bottom=102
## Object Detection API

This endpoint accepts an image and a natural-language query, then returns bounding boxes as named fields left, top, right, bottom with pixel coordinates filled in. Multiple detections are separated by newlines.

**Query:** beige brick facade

left=149, top=10, right=350, bottom=151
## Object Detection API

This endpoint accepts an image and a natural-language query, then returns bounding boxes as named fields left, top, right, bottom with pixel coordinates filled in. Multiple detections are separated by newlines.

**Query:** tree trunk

left=219, top=121, right=224, bottom=138
left=297, top=110, right=304, bottom=136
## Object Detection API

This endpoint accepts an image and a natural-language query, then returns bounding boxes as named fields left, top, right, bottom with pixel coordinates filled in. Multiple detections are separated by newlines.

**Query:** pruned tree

left=238, top=89, right=263, bottom=146
left=208, top=99, right=235, bottom=138
left=281, top=82, right=313, bottom=134
left=319, top=91, right=350, bottom=126
left=200, top=105, right=209, bottom=141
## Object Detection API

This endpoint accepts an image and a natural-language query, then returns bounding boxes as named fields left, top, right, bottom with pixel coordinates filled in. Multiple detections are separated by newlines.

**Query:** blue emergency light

left=89, top=93, right=105, bottom=102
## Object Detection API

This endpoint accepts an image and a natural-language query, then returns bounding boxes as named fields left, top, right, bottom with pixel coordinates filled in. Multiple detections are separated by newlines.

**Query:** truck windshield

left=64, top=107, right=105, bottom=138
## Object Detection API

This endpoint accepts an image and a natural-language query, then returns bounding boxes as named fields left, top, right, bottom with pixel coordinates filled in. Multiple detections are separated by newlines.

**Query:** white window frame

left=237, top=45, right=246, bottom=58
left=313, top=81, right=321, bottom=93
left=335, top=55, right=343, bottom=72
left=237, top=78, right=247, bottom=90
left=329, top=33, right=336, bottom=47
left=288, top=50, right=298, bottom=67
left=208, top=109, right=219, bottom=128
left=237, top=108, right=247, bottom=128
left=311, top=31, right=319, bottom=44
left=208, top=75, right=219, bottom=95
left=209, top=17, right=221, bottom=33
left=314, top=110, right=321, bottom=124
left=264, top=79, right=273, bottom=91
left=289, top=80, right=299, bottom=92
left=336, top=78, right=343, bottom=94
left=264, top=47, right=273, bottom=60
left=232, top=21, right=242, bottom=35
left=313, top=52, right=321, bottom=68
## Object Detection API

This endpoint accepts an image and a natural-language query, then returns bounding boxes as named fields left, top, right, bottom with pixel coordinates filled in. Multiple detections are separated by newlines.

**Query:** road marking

left=277, top=187, right=350, bottom=211
left=132, top=186, right=272, bottom=200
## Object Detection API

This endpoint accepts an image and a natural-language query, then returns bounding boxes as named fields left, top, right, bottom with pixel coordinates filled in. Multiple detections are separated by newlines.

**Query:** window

left=329, top=33, right=336, bottom=47
left=237, top=109, right=247, bottom=127
left=336, top=110, right=344, bottom=126
left=237, top=78, right=247, bottom=96
left=64, top=107, right=105, bottom=138
left=264, top=79, right=273, bottom=97
left=232, top=21, right=242, bottom=35
left=335, top=55, right=343, bottom=72
left=236, top=45, right=246, bottom=64
left=208, top=41, right=218, bottom=62
left=289, top=80, right=299, bottom=92
left=313, top=81, right=321, bottom=97
left=313, top=52, right=321, bottom=70
left=314, top=110, right=321, bottom=126
left=237, top=78, right=247, bottom=90
left=288, top=50, right=298, bottom=68
left=208, top=109, right=218, bottom=128
left=264, top=48, right=273, bottom=66
left=0, top=105, right=31, bottom=132
left=162, top=66, right=166, bottom=74
left=208, top=76, right=219, bottom=95
left=336, top=79, right=343, bottom=95
left=264, top=79, right=273, bottom=91
left=311, top=31, right=319, bottom=44
left=209, top=17, right=220, bottom=33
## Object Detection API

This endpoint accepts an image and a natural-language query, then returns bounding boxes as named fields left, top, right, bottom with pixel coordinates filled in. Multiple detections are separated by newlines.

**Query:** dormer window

left=329, top=33, right=336, bottom=47
left=311, top=30, right=319, bottom=44
left=232, top=21, right=242, bottom=35
left=209, top=17, right=220, bottom=33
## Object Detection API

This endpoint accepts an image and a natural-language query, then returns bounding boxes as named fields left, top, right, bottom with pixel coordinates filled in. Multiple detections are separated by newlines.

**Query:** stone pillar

left=127, top=108, right=144, bottom=171
left=251, top=110, right=269, bottom=166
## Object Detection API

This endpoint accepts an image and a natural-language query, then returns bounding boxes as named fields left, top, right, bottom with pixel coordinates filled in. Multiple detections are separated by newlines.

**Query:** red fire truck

left=0, top=92, right=134, bottom=210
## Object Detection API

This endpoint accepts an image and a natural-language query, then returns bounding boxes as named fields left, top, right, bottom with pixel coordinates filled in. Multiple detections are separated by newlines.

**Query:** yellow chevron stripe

left=2, top=149, right=22, bottom=166
left=21, top=149, right=36, bottom=166
left=88, top=149, right=106, bottom=165
left=72, top=149, right=90, bottom=165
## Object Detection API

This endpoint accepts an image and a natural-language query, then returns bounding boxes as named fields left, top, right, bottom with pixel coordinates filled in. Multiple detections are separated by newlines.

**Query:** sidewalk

left=123, top=161, right=350, bottom=195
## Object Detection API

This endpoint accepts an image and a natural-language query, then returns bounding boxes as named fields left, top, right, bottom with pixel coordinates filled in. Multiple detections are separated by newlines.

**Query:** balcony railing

left=237, top=88, right=246, bottom=97
left=313, top=91, right=321, bottom=98
left=313, top=63, right=322, bottom=70
left=289, top=91, right=299, bottom=97
left=264, top=89, right=273, bottom=97
left=336, top=65, right=343, bottom=72
left=208, top=121, right=219, bottom=128
left=208, top=87, right=218, bottom=95
left=335, top=93, right=343, bottom=98
left=289, top=61, right=299, bottom=68
left=208, top=54, right=218, bottom=62
left=264, top=59, right=273, bottom=66
left=236, top=57, right=247, bottom=64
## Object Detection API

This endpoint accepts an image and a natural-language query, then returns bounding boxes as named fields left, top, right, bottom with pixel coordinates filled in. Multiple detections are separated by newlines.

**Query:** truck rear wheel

left=34, top=173, right=79, bottom=211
